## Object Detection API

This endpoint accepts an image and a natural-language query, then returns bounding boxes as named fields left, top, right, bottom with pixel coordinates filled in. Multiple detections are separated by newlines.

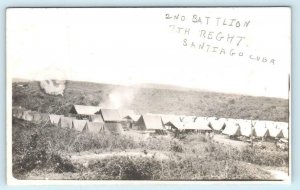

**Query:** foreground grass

left=12, top=118, right=288, bottom=180
left=82, top=155, right=273, bottom=180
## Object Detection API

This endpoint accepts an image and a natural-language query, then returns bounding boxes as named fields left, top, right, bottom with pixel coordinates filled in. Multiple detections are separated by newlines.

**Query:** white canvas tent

left=206, top=117, right=217, bottom=122
left=118, top=109, right=140, bottom=122
left=72, top=119, right=88, bottom=132
left=15, top=108, right=26, bottom=119
left=104, top=123, right=124, bottom=135
left=135, top=114, right=165, bottom=132
left=160, top=115, right=178, bottom=130
left=210, top=118, right=226, bottom=131
left=89, top=114, right=104, bottom=122
left=276, top=121, right=289, bottom=139
left=83, top=122, right=105, bottom=134
left=160, top=114, right=181, bottom=125
left=177, top=115, right=185, bottom=122
left=276, top=122, right=288, bottom=130
left=240, top=125, right=253, bottom=137
left=269, top=128, right=284, bottom=138
left=226, top=118, right=238, bottom=124
left=236, top=119, right=252, bottom=127
left=166, top=121, right=212, bottom=132
left=30, top=112, right=50, bottom=124
left=58, top=116, right=74, bottom=129
left=49, top=114, right=63, bottom=125
left=237, top=120, right=253, bottom=137
left=265, top=121, right=283, bottom=138
left=22, top=110, right=34, bottom=121
left=98, top=109, right=123, bottom=122
left=41, top=113, right=50, bottom=123
left=252, top=126, right=269, bottom=138
left=222, top=122, right=241, bottom=136
left=12, top=107, right=22, bottom=118
left=265, top=121, right=277, bottom=130
left=70, top=105, right=101, bottom=115
left=191, top=122, right=212, bottom=131
left=165, top=121, right=186, bottom=131
left=282, top=128, right=289, bottom=139
left=181, top=115, right=197, bottom=123
left=194, top=117, right=210, bottom=127
left=194, top=117, right=208, bottom=123
left=123, top=114, right=140, bottom=122
left=32, top=112, right=42, bottom=122
left=253, top=120, right=266, bottom=129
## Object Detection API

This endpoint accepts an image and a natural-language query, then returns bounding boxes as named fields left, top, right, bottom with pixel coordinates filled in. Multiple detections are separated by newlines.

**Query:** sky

left=6, top=8, right=291, bottom=99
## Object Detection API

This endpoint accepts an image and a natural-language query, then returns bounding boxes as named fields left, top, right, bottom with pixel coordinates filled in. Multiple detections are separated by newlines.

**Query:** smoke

left=99, top=87, right=139, bottom=109
left=40, top=79, right=66, bottom=96
left=34, top=67, right=67, bottom=96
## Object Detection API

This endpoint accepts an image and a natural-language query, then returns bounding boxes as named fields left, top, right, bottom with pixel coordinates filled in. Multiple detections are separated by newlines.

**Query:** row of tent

left=12, top=107, right=124, bottom=135
left=221, top=119, right=288, bottom=139
left=144, top=114, right=289, bottom=139
left=57, top=116, right=124, bottom=135
left=12, top=105, right=289, bottom=139
left=56, top=112, right=166, bottom=134
left=13, top=107, right=51, bottom=123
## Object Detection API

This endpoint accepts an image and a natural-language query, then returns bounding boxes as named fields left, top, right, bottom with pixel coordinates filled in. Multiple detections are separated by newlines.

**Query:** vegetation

left=85, top=155, right=273, bottom=180
left=11, top=80, right=289, bottom=180
left=12, top=118, right=288, bottom=180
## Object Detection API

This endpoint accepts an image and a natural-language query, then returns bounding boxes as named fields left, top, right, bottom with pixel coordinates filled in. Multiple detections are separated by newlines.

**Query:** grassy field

left=12, top=80, right=288, bottom=121
left=12, top=118, right=288, bottom=180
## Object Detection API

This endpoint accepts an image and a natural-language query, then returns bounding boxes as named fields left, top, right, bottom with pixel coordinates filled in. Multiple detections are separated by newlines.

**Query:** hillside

left=12, top=80, right=289, bottom=122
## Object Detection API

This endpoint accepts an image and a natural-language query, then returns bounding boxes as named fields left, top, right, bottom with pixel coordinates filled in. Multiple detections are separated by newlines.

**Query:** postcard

left=6, top=7, right=291, bottom=185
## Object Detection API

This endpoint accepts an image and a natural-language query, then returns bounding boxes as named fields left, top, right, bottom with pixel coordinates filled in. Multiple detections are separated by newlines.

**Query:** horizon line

left=11, top=77, right=289, bottom=100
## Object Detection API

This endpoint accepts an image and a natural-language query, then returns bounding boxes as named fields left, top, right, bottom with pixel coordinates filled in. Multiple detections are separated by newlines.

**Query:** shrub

left=88, top=156, right=162, bottom=180
left=48, top=153, right=76, bottom=173
left=12, top=119, right=77, bottom=177
left=13, top=147, right=48, bottom=175
left=170, top=141, right=184, bottom=153
left=143, top=136, right=172, bottom=151
left=239, top=147, right=289, bottom=167
left=85, top=154, right=272, bottom=180
left=70, top=133, right=140, bottom=152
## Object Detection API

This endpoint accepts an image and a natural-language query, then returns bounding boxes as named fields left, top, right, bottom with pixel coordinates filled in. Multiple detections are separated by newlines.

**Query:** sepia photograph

left=6, top=8, right=291, bottom=184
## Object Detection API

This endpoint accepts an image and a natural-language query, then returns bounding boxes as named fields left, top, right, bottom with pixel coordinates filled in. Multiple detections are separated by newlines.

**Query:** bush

left=88, top=156, right=162, bottom=180
left=48, top=153, right=76, bottom=173
left=70, top=133, right=140, bottom=152
left=12, top=119, right=77, bottom=177
left=13, top=147, right=48, bottom=175
left=84, top=154, right=272, bottom=180
left=170, top=141, right=184, bottom=153
left=239, top=147, right=289, bottom=167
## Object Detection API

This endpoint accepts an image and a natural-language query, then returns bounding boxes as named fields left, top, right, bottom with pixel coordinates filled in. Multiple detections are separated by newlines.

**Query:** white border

left=6, top=7, right=292, bottom=185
